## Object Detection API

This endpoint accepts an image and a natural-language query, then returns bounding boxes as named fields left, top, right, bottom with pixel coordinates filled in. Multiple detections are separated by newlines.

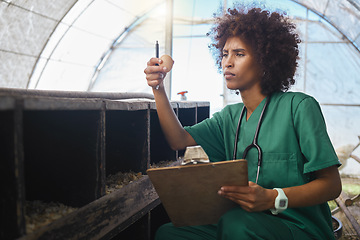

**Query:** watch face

left=279, top=199, right=287, bottom=208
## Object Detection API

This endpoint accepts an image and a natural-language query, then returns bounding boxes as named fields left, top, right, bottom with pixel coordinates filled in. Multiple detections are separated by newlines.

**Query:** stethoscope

left=232, top=96, right=270, bottom=184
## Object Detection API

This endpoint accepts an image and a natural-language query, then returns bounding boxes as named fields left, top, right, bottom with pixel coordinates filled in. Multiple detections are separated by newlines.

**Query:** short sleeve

left=293, top=97, right=341, bottom=173
left=184, top=111, right=226, bottom=162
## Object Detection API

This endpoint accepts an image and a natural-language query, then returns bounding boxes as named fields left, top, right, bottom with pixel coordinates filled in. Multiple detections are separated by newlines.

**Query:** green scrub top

left=184, top=91, right=341, bottom=240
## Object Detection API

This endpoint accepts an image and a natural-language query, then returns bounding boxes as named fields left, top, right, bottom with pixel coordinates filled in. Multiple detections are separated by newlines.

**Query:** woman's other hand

left=218, top=181, right=277, bottom=212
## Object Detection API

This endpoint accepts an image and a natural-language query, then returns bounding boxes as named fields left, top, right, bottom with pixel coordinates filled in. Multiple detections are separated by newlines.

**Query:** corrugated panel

left=0, top=52, right=35, bottom=88
left=326, top=0, right=360, bottom=42
left=0, top=0, right=76, bottom=87
left=9, top=0, right=76, bottom=20
left=305, top=42, right=360, bottom=104
left=0, top=3, right=57, bottom=55
left=295, top=0, right=360, bottom=49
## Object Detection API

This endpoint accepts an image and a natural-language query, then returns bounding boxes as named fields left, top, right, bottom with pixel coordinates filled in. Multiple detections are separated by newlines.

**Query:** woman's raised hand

left=144, top=58, right=168, bottom=89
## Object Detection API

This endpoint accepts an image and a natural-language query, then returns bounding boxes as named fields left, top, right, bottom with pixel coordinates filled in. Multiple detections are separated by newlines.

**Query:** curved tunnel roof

left=1, top=0, right=359, bottom=89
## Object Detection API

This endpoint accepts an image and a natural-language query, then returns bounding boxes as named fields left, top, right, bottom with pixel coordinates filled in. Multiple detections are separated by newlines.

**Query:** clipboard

left=147, top=159, right=248, bottom=227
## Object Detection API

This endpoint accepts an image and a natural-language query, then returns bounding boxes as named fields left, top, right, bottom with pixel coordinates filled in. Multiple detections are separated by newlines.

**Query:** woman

left=144, top=6, right=341, bottom=240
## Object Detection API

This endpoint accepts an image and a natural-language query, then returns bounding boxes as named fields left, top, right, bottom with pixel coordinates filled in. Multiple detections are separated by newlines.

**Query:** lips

left=224, top=71, right=235, bottom=80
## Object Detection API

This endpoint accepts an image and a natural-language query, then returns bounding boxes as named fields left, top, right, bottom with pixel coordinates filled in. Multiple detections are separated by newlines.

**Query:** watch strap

left=270, top=188, right=288, bottom=215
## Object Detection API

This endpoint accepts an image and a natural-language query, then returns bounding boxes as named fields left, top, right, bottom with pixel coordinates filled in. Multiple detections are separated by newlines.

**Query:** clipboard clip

left=181, top=159, right=210, bottom=165
left=181, top=145, right=210, bottom=165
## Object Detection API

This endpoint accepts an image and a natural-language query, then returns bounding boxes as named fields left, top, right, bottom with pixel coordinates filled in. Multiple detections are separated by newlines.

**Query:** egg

left=160, top=55, right=174, bottom=72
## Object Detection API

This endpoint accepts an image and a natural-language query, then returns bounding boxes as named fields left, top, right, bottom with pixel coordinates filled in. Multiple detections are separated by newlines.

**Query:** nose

left=222, top=55, right=233, bottom=69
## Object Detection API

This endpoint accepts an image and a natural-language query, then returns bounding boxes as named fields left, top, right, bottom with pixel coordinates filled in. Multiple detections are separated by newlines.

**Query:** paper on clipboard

left=147, top=159, right=248, bottom=227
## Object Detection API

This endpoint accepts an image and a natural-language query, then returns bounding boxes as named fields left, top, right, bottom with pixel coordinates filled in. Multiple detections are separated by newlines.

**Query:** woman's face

left=221, top=36, right=262, bottom=91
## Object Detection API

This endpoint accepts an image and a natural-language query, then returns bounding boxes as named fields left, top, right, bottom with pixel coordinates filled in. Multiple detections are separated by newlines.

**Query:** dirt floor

left=333, top=177, right=360, bottom=240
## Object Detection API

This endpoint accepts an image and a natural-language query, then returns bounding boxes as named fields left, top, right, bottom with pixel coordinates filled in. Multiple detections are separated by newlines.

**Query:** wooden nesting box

left=0, top=88, right=209, bottom=240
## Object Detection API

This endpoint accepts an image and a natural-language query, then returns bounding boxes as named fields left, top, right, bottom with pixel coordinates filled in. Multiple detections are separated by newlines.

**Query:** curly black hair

left=208, top=6, right=301, bottom=95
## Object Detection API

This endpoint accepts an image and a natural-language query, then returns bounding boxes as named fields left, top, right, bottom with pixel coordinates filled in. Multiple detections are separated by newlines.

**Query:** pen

left=155, top=41, right=160, bottom=90
left=156, top=40, right=159, bottom=59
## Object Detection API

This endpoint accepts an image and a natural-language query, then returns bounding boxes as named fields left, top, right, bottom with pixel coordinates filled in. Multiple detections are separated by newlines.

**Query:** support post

left=164, top=0, right=174, bottom=98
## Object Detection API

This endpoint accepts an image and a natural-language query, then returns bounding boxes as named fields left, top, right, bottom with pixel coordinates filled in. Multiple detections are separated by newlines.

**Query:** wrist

left=152, top=84, right=165, bottom=94
left=270, top=188, right=288, bottom=215
left=268, top=189, right=278, bottom=209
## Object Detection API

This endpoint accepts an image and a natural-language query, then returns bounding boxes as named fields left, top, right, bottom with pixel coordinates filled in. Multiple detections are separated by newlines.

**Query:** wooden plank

left=24, top=97, right=103, bottom=110
left=334, top=211, right=358, bottom=239
left=350, top=154, right=360, bottom=164
left=0, top=96, right=15, bottom=110
left=105, top=99, right=151, bottom=111
left=176, top=101, right=209, bottom=109
left=18, top=176, right=159, bottom=240
left=144, top=107, right=151, bottom=171
left=97, top=104, right=106, bottom=197
left=176, top=101, right=197, bottom=108
left=0, top=100, right=26, bottom=239
left=0, top=88, right=154, bottom=101
left=336, top=193, right=360, bottom=237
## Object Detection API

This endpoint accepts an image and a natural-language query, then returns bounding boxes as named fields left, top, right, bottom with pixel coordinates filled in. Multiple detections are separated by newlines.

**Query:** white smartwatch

left=270, top=188, right=288, bottom=215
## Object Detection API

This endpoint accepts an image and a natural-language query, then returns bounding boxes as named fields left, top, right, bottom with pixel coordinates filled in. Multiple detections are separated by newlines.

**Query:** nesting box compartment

left=0, top=89, right=209, bottom=240
left=24, top=109, right=104, bottom=207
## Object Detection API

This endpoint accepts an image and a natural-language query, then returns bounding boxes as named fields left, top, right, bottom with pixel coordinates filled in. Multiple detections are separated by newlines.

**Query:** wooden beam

left=19, top=176, right=159, bottom=240
left=336, top=192, right=360, bottom=237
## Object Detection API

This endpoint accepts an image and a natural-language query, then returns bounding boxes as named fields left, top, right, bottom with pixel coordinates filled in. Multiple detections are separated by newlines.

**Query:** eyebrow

left=222, top=48, right=246, bottom=53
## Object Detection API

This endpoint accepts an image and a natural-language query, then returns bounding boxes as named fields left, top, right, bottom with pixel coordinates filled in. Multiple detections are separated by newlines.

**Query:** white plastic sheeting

left=90, top=2, right=167, bottom=92
left=295, top=0, right=360, bottom=49
left=0, top=0, right=76, bottom=88
left=28, top=0, right=165, bottom=90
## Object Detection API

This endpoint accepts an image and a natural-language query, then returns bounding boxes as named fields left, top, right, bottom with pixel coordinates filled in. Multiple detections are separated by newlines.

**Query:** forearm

left=152, top=86, right=196, bottom=150
left=219, top=166, right=341, bottom=212
left=283, top=166, right=342, bottom=208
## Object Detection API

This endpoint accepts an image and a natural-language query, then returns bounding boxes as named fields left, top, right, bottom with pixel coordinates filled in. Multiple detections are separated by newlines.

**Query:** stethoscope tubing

left=232, top=96, right=270, bottom=183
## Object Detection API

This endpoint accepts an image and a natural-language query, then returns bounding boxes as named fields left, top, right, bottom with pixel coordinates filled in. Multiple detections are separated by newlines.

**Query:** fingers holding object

left=147, top=56, right=173, bottom=72
left=144, top=56, right=173, bottom=89
left=144, top=69, right=166, bottom=81
left=145, top=71, right=166, bottom=88
left=144, top=60, right=167, bottom=81
left=144, top=58, right=167, bottom=75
